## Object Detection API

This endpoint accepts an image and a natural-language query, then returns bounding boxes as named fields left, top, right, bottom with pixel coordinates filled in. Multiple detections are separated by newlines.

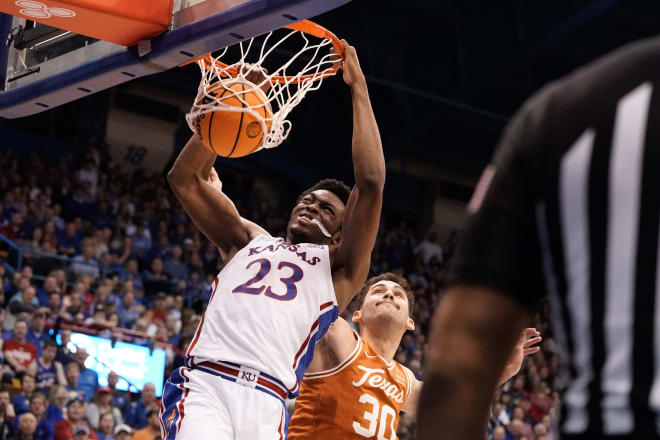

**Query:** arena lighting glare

left=56, top=331, right=166, bottom=397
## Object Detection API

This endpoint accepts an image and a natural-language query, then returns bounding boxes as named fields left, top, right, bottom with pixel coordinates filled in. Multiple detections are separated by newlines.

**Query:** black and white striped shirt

left=448, top=35, right=660, bottom=439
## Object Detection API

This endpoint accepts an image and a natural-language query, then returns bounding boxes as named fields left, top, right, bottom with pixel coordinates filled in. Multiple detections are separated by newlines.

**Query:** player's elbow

left=356, top=171, right=385, bottom=193
left=167, top=167, right=196, bottom=191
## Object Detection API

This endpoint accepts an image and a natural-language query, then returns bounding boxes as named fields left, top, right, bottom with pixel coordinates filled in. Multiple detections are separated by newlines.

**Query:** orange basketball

left=194, top=80, right=273, bottom=158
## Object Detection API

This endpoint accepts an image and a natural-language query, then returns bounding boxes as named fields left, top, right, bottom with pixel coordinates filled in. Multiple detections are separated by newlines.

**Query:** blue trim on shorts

left=160, top=368, right=186, bottom=440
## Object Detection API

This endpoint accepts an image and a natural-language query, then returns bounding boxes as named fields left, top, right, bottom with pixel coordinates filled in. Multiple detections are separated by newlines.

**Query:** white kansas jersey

left=186, top=235, right=339, bottom=397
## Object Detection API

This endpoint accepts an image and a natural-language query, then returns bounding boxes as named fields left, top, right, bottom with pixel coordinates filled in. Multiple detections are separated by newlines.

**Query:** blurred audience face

left=510, top=419, right=524, bottom=436
left=513, top=406, right=524, bottom=421
left=142, top=383, right=155, bottom=403
left=29, top=394, right=46, bottom=419
left=151, top=258, right=163, bottom=274
left=115, top=431, right=130, bottom=440
left=61, top=329, right=71, bottom=346
left=44, top=277, right=58, bottom=294
left=73, top=428, right=89, bottom=440
left=74, top=348, right=89, bottom=367
left=98, top=412, right=115, bottom=435
left=14, top=321, right=28, bottom=341
left=23, top=287, right=36, bottom=304
left=122, top=290, right=134, bottom=307
left=493, top=426, right=506, bottom=440
left=67, top=401, right=84, bottom=422
left=52, top=386, right=68, bottom=410
left=107, top=371, right=118, bottom=389
left=31, top=312, right=45, bottom=332
left=42, top=344, right=57, bottom=363
left=22, top=374, right=36, bottom=395
left=66, top=363, right=80, bottom=386
left=534, top=423, right=547, bottom=436
left=18, top=412, right=37, bottom=436
left=48, top=292, right=61, bottom=311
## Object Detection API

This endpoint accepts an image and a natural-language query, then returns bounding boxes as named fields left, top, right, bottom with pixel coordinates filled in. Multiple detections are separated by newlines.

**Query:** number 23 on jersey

left=232, top=258, right=304, bottom=301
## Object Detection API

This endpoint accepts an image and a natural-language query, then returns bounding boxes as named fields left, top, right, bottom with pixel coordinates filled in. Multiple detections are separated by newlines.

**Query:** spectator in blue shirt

left=163, top=246, right=188, bottom=282
left=106, top=372, right=127, bottom=412
left=123, top=383, right=157, bottom=430
left=118, top=260, right=143, bottom=294
left=57, top=223, right=82, bottom=257
left=115, top=289, right=142, bottom=330
left=129, top=222, right=151, bottom=260
left=71, top=242, right=100, bottom=279
left=64, top=363, right=85, bottom=402
left=26, top=310, right=49, bottom=356
left=17, top=393, right=54, bottom=440
left=37, top=277, right=59, bottom=308
left=12, top=373, right=36, bottom=417
left=45, top=385, right=67, bottom=425
left=73, top=349, right=98, bottom=403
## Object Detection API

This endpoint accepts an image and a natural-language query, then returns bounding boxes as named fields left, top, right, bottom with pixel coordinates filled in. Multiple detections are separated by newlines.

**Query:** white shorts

left=160, top=362, right=290, bottom=440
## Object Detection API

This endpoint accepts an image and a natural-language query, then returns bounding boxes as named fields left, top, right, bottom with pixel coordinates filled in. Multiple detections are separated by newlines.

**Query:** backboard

left=0, top=0, right=351, bottom=119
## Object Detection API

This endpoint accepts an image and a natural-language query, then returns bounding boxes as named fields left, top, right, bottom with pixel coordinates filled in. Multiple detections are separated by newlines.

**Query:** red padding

left=2, top=0, right=173, bottom=46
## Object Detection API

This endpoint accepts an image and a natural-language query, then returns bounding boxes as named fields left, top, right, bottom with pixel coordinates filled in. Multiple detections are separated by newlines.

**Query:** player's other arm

left=401, top=327, right=540, bottom=415
left=307, top=317, right=356, bottom=373
left=167, top=135, right=267, bottom=257
left=333, top=41, right=385, bottom=312
left=416, top=287, right=529, bottom=440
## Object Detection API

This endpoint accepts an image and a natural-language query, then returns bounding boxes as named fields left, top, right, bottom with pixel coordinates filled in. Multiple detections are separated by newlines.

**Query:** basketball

left=194, top=80, right=273, bottom=158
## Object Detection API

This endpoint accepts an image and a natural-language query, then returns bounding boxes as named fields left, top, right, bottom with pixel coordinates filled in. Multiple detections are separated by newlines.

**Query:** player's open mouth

left=299, top=213, right=314, bottom=223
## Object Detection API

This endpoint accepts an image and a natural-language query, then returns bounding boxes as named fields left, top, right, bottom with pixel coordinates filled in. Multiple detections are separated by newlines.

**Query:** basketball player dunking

left=288, top=272, right=541, bottom=440
left=160, top=40, right=385, bottom=440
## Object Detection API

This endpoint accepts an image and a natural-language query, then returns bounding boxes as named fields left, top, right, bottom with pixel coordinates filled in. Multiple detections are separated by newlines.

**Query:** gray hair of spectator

left=14, top=317, right=28, bottom=327
left=18, top=412, right=36, bottom=423
left=355, top=272, right=414, bottom=318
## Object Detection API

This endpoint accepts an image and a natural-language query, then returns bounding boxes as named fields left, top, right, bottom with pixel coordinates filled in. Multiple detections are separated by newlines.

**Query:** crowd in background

left=0, top=142, right=561, bottom=440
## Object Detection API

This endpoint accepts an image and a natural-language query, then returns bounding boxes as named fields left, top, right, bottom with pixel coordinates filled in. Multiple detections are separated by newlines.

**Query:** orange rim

left=180, top=20, right=344, bottom=84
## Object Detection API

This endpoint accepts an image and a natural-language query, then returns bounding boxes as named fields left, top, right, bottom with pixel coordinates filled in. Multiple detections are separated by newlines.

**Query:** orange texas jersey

left=288, top=332, right=416, bottom=440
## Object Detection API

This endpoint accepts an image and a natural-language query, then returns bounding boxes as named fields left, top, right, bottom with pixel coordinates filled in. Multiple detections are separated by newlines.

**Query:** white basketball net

left=185, top=26, right=342, bottom=152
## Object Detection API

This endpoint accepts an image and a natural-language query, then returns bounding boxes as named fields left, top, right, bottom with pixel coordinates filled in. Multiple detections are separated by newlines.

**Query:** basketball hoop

left=184, top=20, right=344, bottom=152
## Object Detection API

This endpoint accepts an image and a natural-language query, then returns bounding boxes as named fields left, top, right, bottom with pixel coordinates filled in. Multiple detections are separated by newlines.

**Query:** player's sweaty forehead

left=369, top=281, right=407, bottom=298
left=298, top=190, right=345, bottom=212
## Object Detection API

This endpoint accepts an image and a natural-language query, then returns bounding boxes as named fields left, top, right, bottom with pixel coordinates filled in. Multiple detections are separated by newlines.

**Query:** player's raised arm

left=167, top=135, right=266, bottom=257
left=332, top=41, right=385, bottom=311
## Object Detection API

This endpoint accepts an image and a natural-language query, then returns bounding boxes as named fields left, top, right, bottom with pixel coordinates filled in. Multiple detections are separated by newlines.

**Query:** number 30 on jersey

left=353, top=393, right=396, bottom=440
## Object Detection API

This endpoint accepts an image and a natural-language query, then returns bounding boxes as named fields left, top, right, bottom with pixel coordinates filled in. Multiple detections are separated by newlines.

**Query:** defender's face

left=354, top=281, right=414, bottom=332
left=287, top=190, right=345, bottom=245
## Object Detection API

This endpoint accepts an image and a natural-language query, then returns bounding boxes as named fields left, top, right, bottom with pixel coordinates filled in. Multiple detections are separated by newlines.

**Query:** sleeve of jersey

left=446, top=95, right=549, bottom=311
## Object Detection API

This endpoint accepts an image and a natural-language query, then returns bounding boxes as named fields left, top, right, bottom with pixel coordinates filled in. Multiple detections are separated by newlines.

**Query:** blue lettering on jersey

left=248, top=242, right=322, bottom=266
